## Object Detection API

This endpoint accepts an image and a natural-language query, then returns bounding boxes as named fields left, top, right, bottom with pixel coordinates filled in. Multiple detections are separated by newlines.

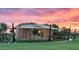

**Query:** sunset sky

left=0, top=8, right=79, bottom=30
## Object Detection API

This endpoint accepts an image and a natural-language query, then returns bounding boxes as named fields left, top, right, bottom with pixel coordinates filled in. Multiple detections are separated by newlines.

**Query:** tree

left=52, top=24, right=59, bottom=28
left=0, top=23, right=8, bottom=33
left=61, top=27, right=71, bottom=40
left=51, top=24, right=59, bottom=38
left=0, top=23, right=8, bottom=42
left=61, top=27, right=68, bottom=34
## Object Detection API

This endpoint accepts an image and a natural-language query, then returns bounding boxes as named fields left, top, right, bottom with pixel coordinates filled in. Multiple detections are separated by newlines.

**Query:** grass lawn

left=0, top=38, right=79, bottom=50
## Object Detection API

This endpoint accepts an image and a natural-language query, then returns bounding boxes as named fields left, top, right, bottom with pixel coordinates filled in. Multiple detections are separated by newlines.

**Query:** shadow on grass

left=16, top=40, right=49, bottom=43
left=16, top=38, right=65, bottom=43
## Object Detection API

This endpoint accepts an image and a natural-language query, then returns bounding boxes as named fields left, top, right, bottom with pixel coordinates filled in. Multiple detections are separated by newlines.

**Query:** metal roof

left=16, top=23, right=58, bottom=29
left=17, top=24, right=41, bottom=29
left=37, top=24, right=58, bottom=29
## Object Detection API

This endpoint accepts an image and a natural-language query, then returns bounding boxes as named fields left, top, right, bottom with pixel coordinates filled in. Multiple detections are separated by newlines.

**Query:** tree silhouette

left=0, top=23, right=8, bottom=33
left=61, top=26, right=71, bottom=40
left=0, top=23, right=8, bottom=41
left=52, top=24, right=59, bottom=39
left=52, top=24, right=59, bottom=28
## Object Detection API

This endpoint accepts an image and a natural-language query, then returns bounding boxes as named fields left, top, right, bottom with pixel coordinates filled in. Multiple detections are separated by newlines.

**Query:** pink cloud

left=0, top=8, right=79, bottom=28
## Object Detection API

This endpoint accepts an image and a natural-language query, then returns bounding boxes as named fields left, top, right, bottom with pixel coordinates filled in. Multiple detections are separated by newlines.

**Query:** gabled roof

left=16, top=23, right=58, bottom=29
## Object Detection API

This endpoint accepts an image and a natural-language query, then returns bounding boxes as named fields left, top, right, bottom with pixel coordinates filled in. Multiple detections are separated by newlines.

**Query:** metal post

left=48, top=24, right=51, bottom=42
left=12, top=23, right=16, bottom=43
left=73, top=29, right=76, bottom=40
left=67, top=26, right=71, bottom=40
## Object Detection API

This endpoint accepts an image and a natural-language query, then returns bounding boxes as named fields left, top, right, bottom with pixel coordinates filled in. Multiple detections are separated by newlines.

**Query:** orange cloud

left=0, top=8, right=79, bottom=30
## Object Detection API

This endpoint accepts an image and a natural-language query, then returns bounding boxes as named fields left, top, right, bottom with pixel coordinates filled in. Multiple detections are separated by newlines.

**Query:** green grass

left=0, top=38, right=79, bottom=50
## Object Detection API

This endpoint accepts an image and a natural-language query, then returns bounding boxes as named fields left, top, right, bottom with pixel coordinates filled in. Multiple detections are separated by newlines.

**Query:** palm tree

left=0, top=23, right=8, bottom=33
left=0, top=23, right=8, bottom=41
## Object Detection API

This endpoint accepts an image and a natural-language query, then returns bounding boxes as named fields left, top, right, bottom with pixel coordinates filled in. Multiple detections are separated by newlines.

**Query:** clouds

left=0, top=8, right=19, bottom=14
left=0, top=8, right=79, bottom=28
left=0, top=8, right=71, bottom=16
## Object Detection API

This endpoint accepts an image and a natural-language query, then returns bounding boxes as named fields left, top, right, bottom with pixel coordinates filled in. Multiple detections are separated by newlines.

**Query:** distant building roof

left=16, top=23, right=58, bottom=29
